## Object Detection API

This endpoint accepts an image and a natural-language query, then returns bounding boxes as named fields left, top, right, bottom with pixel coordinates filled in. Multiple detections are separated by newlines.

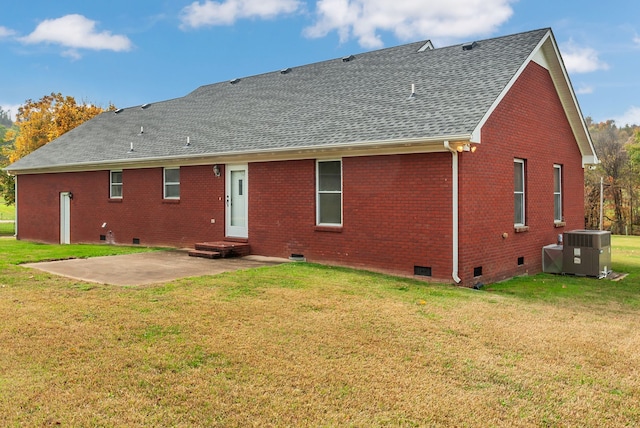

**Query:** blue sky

left=1, top=0, right=639, bottom=126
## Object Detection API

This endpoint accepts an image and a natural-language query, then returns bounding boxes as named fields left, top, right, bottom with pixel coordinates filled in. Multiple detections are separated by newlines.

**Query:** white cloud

left=180, top=0, right=300, bottom=28
left=303, top=0, right=515, bottom=48
left=19, top=14, right=132, bottom=56
left=561, top=41, right=609, bottom=74
left=634, top=34, right=640, bottom=46
left=613, top=106, right=640, bottom=127
left=0, top=26, right=16, bottom=38
left=575, top=84, right=593, bottom=95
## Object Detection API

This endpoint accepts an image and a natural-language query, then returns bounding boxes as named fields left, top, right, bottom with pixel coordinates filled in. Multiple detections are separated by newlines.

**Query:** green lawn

left=0, top=221, right=13, bottom=235
left=0, top=198, right=15, bottom=235
left=0, top=197, right=13, bottom=220
left=487, top=235, right=640, bottom=308
left=0, top=237, right=639, bottom=426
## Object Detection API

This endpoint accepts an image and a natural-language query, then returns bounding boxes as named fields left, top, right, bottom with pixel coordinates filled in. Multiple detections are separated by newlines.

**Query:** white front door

left=60, top=192, right=71, bottom=244
left=225, top=165, right=248, bottom=238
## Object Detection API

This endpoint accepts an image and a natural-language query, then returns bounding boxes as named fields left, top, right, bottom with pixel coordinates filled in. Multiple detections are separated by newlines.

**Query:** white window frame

left=514, top=159, right=525, bottom=226
left=163, top=167, right=180, bottom=200
left=554, top=164, right=562, bottom=222
left=110, top=170, right=123, bottom=199
left=316, top=159, right=343, bottom=226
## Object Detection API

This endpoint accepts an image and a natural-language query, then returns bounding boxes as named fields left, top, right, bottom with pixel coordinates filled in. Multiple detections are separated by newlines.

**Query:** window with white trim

left=317, top=160, right=342, bottom=225
left=110, top=170, right=123, bottom=199
left=163, top=167, right=180, bottom=199
left=514, top=159, right=525, bottom=226
left=554, top=164, right=562, bottom=222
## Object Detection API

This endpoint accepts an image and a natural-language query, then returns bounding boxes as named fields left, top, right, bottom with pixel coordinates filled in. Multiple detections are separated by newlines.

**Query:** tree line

left=585, top=119, right=640, bottom=234
left=0, top=106, right=12, bottom=128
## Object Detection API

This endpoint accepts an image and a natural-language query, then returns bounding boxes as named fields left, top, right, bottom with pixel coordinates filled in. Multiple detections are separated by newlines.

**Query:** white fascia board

left=541, top=31, right=599, bottom=166
left=6, top=134, right=472, bottom=175
left=470, top=30, right=599, bottom=167
left=470, top=31, right=552, bottom=143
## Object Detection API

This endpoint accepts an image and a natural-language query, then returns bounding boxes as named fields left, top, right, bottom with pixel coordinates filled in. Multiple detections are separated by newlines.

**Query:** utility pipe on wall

left=444, top=141, right=462, bottom=284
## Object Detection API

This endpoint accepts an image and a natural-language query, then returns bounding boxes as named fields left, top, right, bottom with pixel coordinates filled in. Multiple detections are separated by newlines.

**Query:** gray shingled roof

left=8, top=28, right=550, bottom=172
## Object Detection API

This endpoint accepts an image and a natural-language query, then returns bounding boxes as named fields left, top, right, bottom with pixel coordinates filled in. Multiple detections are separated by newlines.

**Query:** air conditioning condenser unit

left=562, top=230, right=611, bottom=278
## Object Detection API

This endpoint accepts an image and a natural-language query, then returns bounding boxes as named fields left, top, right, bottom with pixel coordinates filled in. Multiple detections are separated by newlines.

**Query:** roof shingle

left=8, top=28, right=550, bottom=172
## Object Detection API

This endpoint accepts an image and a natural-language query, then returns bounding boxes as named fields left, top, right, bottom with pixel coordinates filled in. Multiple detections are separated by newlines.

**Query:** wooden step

left=194, top=241, right=251, bottom=258
left=188, top=249, right=221, bottom=259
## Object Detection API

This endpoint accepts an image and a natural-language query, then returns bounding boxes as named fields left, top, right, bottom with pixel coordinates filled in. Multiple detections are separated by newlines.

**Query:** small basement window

left=518, top=256, right=525, bottom=266
left=473, top=266, right=483, bottom=277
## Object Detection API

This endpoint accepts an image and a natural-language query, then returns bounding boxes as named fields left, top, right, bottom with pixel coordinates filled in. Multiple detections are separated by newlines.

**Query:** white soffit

left=532, top=49, right=550, bottom=69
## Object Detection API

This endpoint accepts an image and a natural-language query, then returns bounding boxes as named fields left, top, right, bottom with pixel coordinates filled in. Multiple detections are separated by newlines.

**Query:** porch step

left=192, top=241, right=251, bottom=258
left=188, top=249, right=221, bottom=259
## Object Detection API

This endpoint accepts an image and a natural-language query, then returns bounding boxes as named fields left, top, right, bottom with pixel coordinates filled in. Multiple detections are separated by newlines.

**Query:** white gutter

left=444, top=141, right=461, bottom=284
left=6, top=134, right=472, bottom=175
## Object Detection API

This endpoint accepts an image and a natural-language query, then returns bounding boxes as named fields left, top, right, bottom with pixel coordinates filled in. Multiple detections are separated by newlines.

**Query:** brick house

left=6, top=28, right=597, bottom=286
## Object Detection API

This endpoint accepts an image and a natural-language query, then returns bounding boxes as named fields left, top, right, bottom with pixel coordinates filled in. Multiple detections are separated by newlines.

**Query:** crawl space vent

left=414, top=266, right=432, bottom=277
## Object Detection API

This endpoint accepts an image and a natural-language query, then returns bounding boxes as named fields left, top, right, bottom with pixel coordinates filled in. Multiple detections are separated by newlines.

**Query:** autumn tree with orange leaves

left=1, top=93, right=114, bottom=204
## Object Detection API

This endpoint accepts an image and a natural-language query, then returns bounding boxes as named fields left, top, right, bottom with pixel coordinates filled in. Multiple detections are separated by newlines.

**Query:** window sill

left=514, top=225, right=529, bottom=233
left=108, top=198, right=123, bottom=203
left=554, top=221, right=566, bottom=228
left=162, top=199, right=180, bottom=204
left=314, top=225, right=343, bottom=233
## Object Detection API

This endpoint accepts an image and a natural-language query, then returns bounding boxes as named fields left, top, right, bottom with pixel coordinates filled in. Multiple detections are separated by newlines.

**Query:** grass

left=486, top=235, right=640, bottom=308
left=0, top=221, right=13, bottom=235
left=0, top=198, right=13, bottom=221
left=0, top=198, right=15, bottom=235
left=0, top=237, right=639, bottom=426
left=0, top=239, right=158, bottom=267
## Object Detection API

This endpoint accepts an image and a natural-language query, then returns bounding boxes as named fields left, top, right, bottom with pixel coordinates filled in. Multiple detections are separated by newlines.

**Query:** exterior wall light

left=213, top=165, right=221, bottom=177
left=456, top=144, right=477, bottom=153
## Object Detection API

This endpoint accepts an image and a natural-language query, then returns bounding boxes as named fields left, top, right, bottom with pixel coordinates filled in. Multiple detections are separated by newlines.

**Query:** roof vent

left=114, top=108, right=123, bottom=114
left=462, top=41, right=478, bottom=51
left=418, top=41, right=434, bottom=52
left=342, top=55, right=355, bottom=62
left=408, top=83, right=416, bottom=99
left=229, top=78, right=241, bottom=84
left=280, top=67, right=292, bottom=74
left=141, top=103, right=151, bottom=109
left=138, top=126, right=144, bottom=135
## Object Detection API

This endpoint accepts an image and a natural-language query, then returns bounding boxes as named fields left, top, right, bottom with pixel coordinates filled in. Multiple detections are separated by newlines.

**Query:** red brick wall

left=17, top=165, right=226, bottom=247
left=249, top=155, right=453, bottom=278
left=457, top=61, right=585, bottom=285
left=17, top=156, right=454, bottom=280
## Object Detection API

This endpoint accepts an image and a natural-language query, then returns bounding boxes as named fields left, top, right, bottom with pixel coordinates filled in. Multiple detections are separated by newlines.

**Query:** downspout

left=13, top=175, right=17, bottom=238
left=444, top=141, right=461, bottom=284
